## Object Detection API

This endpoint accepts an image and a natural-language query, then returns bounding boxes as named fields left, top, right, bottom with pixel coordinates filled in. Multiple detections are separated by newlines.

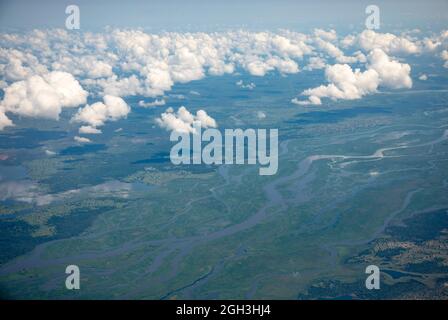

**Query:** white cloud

left=45, top=149, right=56, bottom=156
left=52, top=55, right=113, bottom=79
left=340, top=34, right=356, bottom=48
left=156, top=110, right=193, bottom=133
left=270, top=34, right=311, bottom=58
left=442, top=50, right=448, bottom=68
left=304, top=56, right=326, bottom=71
left=0, top=48, right=48, bottom=81
left=313, top=38, right=365, bottom=64
left=293, top=64, right=379, bottom=105
left=79, top=125, right=102, bottom=134
left=74, top=136, right=91, bottom=143
left=0, top=108, right=14, bottom=130
left=169, top=94, right=186, bottom=100
left=177, top=105, right=195, bottom=124
left=0, top=28, right=442, bottom=130
left=241, top=56, right=300, bottom=76
left=156, top=106, right=217, bottom=133
left=196, top=109, right=217, bottom=128
left=419, top=74, right=428, bottom=81
left=72, top=95, right=130, bottom=131
left=236, top=80, right=256, bottom=89
left=138, top=98, right=166, bottom=107
left=0, top=71, right=87, bottom=129
left=244, top=59, right=273, bottom=77
left=344, top=30, right=420, bottom=55
left=257, top=111, right=266, bottom=119
left=293, top=49, right=411, bottom=105
left=420, top=38, right=441, bottom=52
left=314, top=29, right=338, bottom=42
left=87, top=75, right=142, bottom=97
left=0, top=28, right=425, bottom=101
left=367, top=48, right=412, bottom=89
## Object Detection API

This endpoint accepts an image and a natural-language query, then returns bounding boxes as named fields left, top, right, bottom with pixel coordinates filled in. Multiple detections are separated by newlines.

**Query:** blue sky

left=0, top=0, right=447, bottom=32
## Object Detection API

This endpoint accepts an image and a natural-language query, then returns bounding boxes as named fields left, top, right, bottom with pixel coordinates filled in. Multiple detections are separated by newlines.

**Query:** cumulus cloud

left=236, top=80, right=256, bottom=89
left=0, top=48, right=48, bottom=81
left=257, top=111, right=266, bottom=119
left=442, top=50, right=448, bottom=68
left=196, top=109, right=218, bottom=128
left=74, top=136, right=91, bottom=143
left=343, top=30, right=420, bottom=55
left=79, top=125, right=102, bottom=134
left=293, top=64, right=379, bottom=105
left=0, top=108, right=14, bottom=130
left=1, top=71, right=87, bottom=119
left=81, top=29, right=309, bottom=96
left=313, top=37, right=366, bottom=64
left=0, top=71, right=87, bottom=129
left=157, top=110, right=193, bottom=133
left=368, top=48, right=412, bottom=89
left=304, top=56, right=326, bottom=71
left=72, top=95, right=130, bottom=131
left=417, top=30, right=448, bottom=54
left=0, top=28, right=445, bottom=131
left=293, top=49, right=411, bottom=105
left=420, top=38, right=441, bottom=52
left=314, top=29, right=338, bottom=42
left=52, top=55, right=114, bottom=79
left=87, top=74, right=142, bottom=97
left=241, top=56, right=299, bottom=76
left=156, top=106, right=217, bottom=133
left=138, top=98, right=166, bottom=107
left=45, top=149, right=56, bottom=156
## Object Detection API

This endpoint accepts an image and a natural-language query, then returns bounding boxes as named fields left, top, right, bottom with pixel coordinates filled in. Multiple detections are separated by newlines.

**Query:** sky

left=0, top=0, right=447, bottom=32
